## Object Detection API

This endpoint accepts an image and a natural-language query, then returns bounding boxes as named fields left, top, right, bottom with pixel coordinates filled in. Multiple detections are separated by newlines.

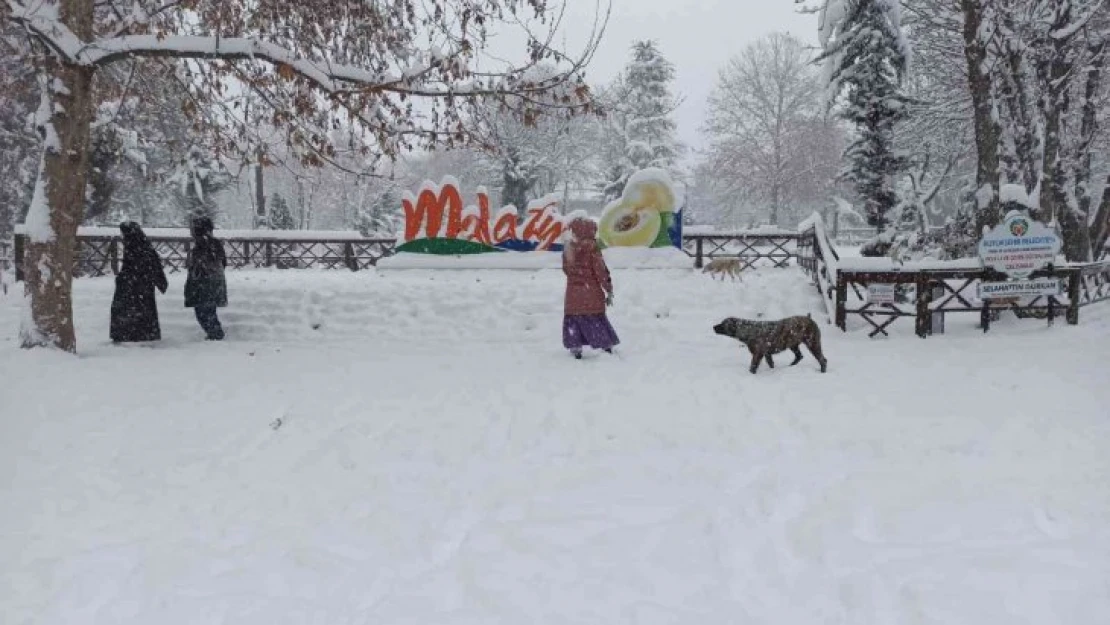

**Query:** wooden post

left=694, top=237, right=704, bottom=269
left=835, top=276, right=847, bottom=331
left=981, top=301, right=991, bottom=333
left=1066, top=269, right=1081, bottom=325
left=110, top=238, right=120, bottom=275
left=344, top=242, right=357, bottom=271
left=265, top=240, right=273, bottom=268
left=914, top=274, right=929, bottom=338
left=14, top=234, right=24, bottom=282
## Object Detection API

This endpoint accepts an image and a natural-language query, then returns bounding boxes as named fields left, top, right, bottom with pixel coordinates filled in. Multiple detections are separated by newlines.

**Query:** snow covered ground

left=2, top=266, right=1109, bottom=624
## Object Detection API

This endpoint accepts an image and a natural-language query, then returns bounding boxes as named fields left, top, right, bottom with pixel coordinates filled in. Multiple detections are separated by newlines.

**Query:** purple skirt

left=563, top=314, right=620, bottom=351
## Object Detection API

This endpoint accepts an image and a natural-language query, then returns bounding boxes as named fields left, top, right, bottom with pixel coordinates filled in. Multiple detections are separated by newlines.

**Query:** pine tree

left=818, top=0, right=908, bottom=235
left=601, top=41, right=682, bottom=201
left=269, top=193, right=296, bottom=230
left=355, top=187, right=402, bottom=236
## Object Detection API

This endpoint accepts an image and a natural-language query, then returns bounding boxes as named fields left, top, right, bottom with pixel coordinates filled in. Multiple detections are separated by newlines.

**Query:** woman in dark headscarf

left=110, top=222, right=168, bottom=343
left=185, top=216, right=228, bottom=340
left=561, top=217, right=620, bottom=359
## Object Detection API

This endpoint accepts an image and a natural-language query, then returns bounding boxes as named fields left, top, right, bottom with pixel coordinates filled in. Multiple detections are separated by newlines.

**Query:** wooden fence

left=682, top=231, right=799, bottom=270
left=796, top=216, right=840, bottom=323
left=12, top=230, right=801, bottom=279
left=834, top=262, right=1110, bottom=337
left=11, top=231, right=397, bottom=280
left=9, top=226, right=1110, bottom=338
left=0, top=238, right=11, bottom=273
left=0, top=238, right=11, bottom=293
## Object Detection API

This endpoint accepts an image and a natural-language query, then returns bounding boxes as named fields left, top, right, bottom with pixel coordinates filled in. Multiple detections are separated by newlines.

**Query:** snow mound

left=378, top=247, right=692, bottom=270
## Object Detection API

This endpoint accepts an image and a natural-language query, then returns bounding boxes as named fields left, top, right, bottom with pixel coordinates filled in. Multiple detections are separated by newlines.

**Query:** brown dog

left=702, top=258, right=744, bottom=281
left=713, top=314, right=828, bottom=374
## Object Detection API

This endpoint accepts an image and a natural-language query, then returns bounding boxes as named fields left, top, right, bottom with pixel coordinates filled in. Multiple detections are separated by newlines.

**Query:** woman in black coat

left=110, top=222, right=168, bottom=343
left=185, top=216, right=228, bottom=340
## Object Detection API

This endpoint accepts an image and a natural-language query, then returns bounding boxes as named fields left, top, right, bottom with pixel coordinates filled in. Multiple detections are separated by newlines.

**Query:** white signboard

left=978, top=211, right=1061, bottom=279
left=977, top=278, right=1062, bottom=299
left=867, top=283, right=896, bottom=305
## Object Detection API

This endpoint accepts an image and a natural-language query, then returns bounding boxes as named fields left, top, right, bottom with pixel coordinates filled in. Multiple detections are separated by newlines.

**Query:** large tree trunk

left=960, top=0, right=1002, bottom=235
left=1036, top=9, right=1075, bottom=226
left=1058, top=185, right=1093, bottom=261
left=1090, top=171, right=1110, bottom=259
left=20, top=0, right=95, bottom=353
left=254, top=155, right=267, bottom=228
left=996, top=17, right=1040, bottom=194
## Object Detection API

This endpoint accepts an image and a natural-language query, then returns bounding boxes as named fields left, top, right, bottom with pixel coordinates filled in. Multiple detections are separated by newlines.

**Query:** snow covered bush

left=167, top=147, right=232, bottom=225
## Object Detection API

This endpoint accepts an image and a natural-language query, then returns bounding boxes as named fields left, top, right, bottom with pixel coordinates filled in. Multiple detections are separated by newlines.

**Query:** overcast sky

left=507, top=1, right=821, bottom=160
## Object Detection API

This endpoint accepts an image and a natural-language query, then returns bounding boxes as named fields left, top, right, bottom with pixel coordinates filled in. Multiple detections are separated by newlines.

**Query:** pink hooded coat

left=562, top=219, right=613, bottom=316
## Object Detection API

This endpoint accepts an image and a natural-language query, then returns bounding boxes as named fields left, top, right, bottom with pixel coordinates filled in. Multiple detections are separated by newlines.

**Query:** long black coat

left=184, top=237, right=228, bottom=308
left=110, top=225, right=168, bottom=342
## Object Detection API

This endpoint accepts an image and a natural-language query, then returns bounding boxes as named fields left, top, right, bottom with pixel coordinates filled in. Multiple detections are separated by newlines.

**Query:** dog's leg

left=790, top=345, right=804, bottom=366
left=749, top=350, right=762, bottom=374
left=804, top=337, right=827, bottom=372
left=765, top=353, right=775, bottom=369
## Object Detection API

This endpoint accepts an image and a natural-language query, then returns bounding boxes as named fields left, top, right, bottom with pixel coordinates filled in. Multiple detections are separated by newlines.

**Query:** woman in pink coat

left=562, top=217, right=620, bottom=359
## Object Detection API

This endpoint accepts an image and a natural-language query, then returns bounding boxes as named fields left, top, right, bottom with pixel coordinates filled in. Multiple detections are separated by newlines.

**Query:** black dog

left=713, top=314, right=828, bottom=374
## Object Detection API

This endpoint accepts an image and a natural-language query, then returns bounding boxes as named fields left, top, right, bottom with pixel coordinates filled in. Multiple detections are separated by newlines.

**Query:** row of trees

left=798, top=0, right=1110, bottom=263
left=700, top=0, right=1110, bottom=261
left=0, top=32, right=687, bottom=234
left=397, top=40, right=684, bottom=217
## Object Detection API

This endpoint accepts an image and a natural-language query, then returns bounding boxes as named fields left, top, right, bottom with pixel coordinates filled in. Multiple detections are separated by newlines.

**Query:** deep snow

left=2, top=267, right=1109, bottom=624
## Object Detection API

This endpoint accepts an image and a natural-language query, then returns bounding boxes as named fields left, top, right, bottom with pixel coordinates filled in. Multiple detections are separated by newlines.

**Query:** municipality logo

left=1009, top=218, right=1029, bottom=237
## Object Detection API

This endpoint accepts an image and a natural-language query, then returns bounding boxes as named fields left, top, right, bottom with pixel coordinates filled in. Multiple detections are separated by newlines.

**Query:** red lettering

left=522, top=203, right=564, bottom=250
left=449, top=190, right=492, bottom=244
left=404, top=185, right=463, bottom=240
left=493, top=211, right=519, bottom=244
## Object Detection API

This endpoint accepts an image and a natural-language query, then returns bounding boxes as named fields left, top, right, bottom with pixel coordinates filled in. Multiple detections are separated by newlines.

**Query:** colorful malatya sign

left=397, top=169, right=682, bottom=254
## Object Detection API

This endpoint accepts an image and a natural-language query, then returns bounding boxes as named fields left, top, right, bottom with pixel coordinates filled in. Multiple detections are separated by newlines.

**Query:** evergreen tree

left=818, top=0, right=908, bottom=235
left=355, top=187, right=402, bottom=236
left=601, top=41, right=682, bottom=201
left=500, top=146, right=540, bottom=211
left=269, top=193, right=296, bottom=230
